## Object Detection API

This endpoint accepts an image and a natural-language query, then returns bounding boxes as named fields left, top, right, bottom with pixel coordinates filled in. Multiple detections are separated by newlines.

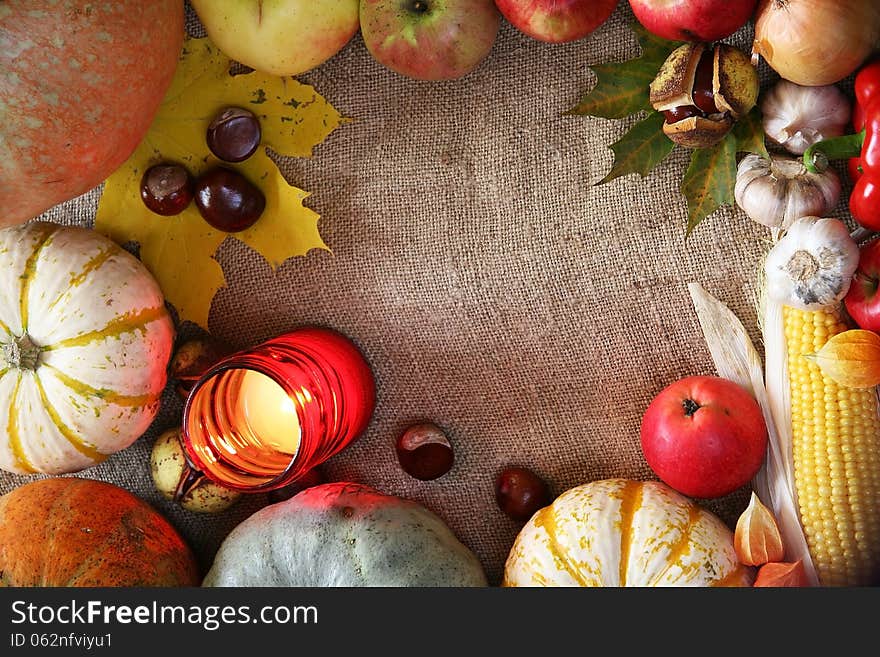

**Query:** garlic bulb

left=735, top=154, right=840, bottom=230
left=761, top=80, right=851, bottom=155
left=764, top=216, right=858, bottom=311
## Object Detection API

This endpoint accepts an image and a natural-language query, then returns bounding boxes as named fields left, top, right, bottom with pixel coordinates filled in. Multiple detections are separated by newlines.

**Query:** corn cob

left=784, top=305, right=880, bottom=586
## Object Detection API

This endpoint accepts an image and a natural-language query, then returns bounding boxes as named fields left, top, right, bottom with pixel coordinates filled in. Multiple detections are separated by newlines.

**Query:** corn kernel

left=784, top=306, right=880, bottom=586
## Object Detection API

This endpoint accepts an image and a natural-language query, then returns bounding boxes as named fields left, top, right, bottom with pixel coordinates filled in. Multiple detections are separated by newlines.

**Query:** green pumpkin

left=203, top=482, right=487, bottom=587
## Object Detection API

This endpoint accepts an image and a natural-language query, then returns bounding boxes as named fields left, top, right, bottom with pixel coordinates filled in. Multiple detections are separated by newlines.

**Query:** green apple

left=191, top=0, right=360, bottom=76
left=360, top=0, right=501, bottom=80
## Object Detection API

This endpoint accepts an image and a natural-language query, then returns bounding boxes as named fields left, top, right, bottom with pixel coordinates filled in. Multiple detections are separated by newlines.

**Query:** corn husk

left=688, top=282, right=818, bottom=585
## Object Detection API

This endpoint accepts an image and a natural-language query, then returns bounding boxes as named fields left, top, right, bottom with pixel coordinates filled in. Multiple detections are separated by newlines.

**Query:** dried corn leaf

left=688, top=282, right=817, bottom=585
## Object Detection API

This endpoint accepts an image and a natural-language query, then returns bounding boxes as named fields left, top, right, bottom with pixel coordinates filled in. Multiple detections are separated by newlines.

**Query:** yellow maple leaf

left=95, top=37, right=343, bottom=329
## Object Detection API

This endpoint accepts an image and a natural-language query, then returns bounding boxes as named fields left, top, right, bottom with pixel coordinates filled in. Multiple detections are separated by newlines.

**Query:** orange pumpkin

left=0, top=0, right=185, bottom=227
left=0, top=478, right=199, bottom=586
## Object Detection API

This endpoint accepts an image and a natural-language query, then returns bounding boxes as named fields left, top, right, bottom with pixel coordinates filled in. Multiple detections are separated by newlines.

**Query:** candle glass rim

left=181, top=357, right=304, bottom=493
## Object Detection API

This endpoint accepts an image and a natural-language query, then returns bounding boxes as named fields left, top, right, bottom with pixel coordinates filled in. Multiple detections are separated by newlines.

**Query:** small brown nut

left=495, top=466, right=551, bottom=521
left=206, top=107, right=261, bottom=163
left=150, top=427, right=241, bottom=514
left=396, top=423, right=454, bottom=481
left=650, top=42, right=759, bottom=149
left=169, top=336, right=232, bottom=399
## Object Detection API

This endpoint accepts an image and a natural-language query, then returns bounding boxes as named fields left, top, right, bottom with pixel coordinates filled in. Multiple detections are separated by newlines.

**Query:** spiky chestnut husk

left=151, top=427, right=241, bottom=514
left=169, top=336, right=233, bottom=399
left=650, top=42, right=759, bottom=149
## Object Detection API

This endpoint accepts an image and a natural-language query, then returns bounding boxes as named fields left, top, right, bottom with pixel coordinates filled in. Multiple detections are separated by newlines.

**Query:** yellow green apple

left=191, top=0, right=360, bottom=76
left=360, top=0, right=501, bottom=80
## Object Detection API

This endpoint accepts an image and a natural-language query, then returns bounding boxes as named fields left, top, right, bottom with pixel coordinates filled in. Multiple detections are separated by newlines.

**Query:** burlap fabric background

left=2, top=3, right=834, bottom=585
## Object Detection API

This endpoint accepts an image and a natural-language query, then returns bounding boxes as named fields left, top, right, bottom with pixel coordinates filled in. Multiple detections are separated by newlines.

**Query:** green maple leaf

left=568, top=24, right=682, bottom=119
left=733, top=107, right=769, bottom=158
left=678, top=108, right=768, bottom=234
left=568, top=22, right=767, bottom=234
left=598, top=112, right=675, bottom=184
left=681, top=133, right=738, bottom=236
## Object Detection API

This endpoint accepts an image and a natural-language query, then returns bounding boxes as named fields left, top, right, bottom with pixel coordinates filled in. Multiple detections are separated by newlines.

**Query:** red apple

left=360, top=0, right=501, bottom=81
left=494, top=0, right=619, bottom=43
left=640, top=375, right=768, bottom=499
left=627, top=0, right=758, bottom=42
left=845, top=239, right=880, bottom=331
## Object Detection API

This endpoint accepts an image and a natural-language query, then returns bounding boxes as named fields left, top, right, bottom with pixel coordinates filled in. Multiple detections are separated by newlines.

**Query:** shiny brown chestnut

left=140, top=163, right=194, bottom=216
left=495, top=466, right=550, bottom=521
left=650, top=42, right=759, bottom=149
left=206, top=107, right=262, bottom=163
left=194, top=167, right=266, bottom=233
left=396, top=423, right=454, bottom=481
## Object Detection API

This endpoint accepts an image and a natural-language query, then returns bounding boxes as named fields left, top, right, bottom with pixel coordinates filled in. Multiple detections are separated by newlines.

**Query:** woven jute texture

left=2, top=3, right=834, bottom=585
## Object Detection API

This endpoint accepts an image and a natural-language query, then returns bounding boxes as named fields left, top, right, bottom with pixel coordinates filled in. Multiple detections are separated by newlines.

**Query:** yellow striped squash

left=503, top=479, right=754, bottom=587
left=0, top=222, right=175, bottom=475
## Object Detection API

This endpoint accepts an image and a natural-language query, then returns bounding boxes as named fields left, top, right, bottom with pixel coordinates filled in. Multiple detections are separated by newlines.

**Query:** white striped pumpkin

left=0, top=222, right=175, bottom=475
left=503, top=479, right=754, bottom=587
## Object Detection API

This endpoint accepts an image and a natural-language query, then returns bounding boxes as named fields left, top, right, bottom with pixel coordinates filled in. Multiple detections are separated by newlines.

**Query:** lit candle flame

left=236, top=369, right=301, bottom=455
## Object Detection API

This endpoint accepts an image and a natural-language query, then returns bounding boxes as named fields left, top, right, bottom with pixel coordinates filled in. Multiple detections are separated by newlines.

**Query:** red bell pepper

left=805, top=60, right=880, bottom=231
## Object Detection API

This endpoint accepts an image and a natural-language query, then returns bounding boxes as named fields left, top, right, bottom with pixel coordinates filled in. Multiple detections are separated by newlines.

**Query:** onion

left=753, top=0, right=880, bottom=86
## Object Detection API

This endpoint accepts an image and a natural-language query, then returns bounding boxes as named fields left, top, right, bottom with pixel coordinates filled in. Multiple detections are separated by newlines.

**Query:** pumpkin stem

left=1, top=334, right=42, bottom=371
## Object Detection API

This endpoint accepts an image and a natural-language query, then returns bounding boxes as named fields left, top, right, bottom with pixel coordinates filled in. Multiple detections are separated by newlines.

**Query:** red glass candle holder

left=181, top=326, right=375, bottom=492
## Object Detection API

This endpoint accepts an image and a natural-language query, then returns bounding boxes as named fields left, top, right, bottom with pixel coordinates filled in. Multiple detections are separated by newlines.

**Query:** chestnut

left=140, top=163, right=194, bottom=216
left=650, top=42, right=759, bottom=149
left=150, top=427, right=241, bottom=514
left=194, top=166, right=266, bottom=233
left=206, top=107, right=262, bottom=163
left=495, top=466, right=550, bottom=521
left=396, top=423, right=454, bottom=481
left=169, top=336, right=233, bottom=400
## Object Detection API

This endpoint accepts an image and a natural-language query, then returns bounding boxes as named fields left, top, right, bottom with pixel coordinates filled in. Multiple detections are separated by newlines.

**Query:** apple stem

left=853, top=271, right=880, bottom=295
left=682, top=398, right=700, bottom=417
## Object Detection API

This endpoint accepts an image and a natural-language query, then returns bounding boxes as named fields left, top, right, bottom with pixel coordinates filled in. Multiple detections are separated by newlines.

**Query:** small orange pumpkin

left=0, top=478, right=199, bottom=587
